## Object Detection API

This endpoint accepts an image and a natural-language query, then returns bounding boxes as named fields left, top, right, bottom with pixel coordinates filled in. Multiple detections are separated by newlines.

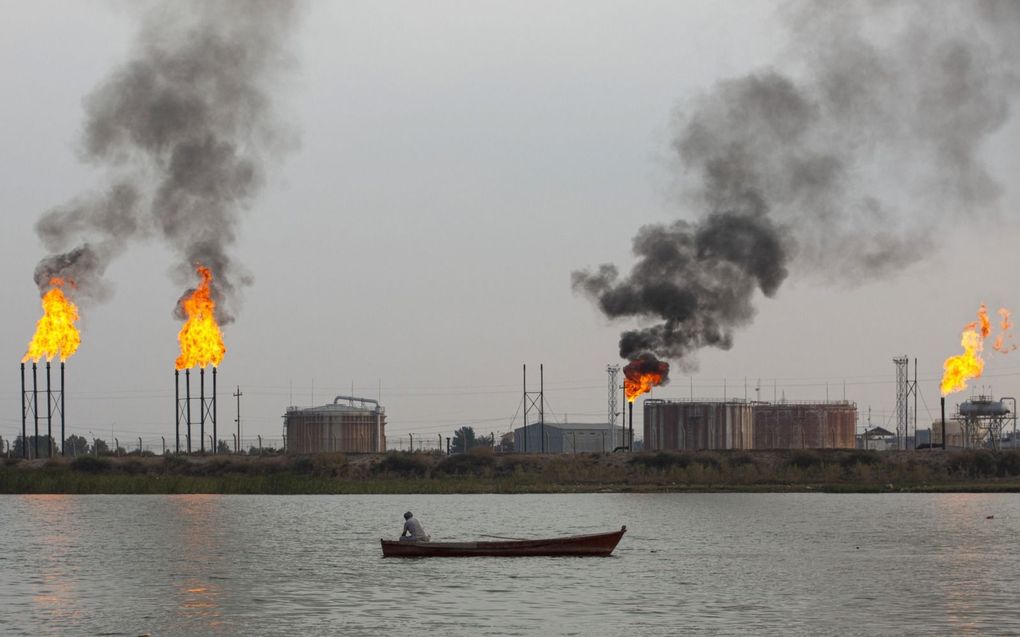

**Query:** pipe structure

left=1004, top=397, right=1018, bottom=449
left=941, top=396, right=946, bottom=450
left=175, top=370, right=180, bottom=453
left=20, top=363, right=26, bottom=459
left=540, top=364, right=545, bottom=453
left=186, top=369, right=192, bottom=454
left=332, top=395, right=380, bottom=407
left=46, top=362, right=52, bottom=458
left=628, top=401, right=634, bottom=451
left=200, top=367, right=206, bottom=453
left=522, top=364, right=527, bottom=453
left=33, top=363, right=39, bottom=460
left=60, top=362, right=65, bottom=456
left=212, top=366, right=217, bottom=455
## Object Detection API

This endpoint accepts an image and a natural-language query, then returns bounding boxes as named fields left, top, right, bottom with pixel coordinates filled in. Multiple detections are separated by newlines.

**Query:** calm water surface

left=1, top=493, right=1019, bottom=636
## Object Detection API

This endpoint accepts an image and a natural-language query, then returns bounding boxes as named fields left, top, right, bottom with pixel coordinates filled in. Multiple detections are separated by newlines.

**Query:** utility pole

left=233, top=386, right=243, bottom=454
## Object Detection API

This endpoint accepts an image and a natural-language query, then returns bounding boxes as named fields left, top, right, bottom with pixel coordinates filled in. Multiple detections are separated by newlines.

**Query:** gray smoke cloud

left=32, top=0, right=300, bottom=323
left=574, top=0, right=1020, bottom=365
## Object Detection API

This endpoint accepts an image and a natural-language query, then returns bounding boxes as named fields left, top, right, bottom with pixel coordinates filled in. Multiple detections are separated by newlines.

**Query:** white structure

left=513, top=422, right=624, bottom=453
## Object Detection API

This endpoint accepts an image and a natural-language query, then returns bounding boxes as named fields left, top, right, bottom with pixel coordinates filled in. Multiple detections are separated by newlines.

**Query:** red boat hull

left=380, top=526, right=626, bottom=557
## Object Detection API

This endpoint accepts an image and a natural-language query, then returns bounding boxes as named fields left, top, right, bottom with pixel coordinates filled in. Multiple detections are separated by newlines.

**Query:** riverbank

left=2, top=448, right=1020, bottom=494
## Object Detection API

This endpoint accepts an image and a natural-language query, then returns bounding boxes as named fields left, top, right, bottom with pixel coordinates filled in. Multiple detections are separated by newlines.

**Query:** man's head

left=404, top=511, right=413, bottom=520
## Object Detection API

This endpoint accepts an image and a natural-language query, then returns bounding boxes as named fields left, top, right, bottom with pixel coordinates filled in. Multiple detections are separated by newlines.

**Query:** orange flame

left=623, top=355, right=670, bottom=402
left=993, top=308, right=1017, bottom=353
left=940, top=303, right=1015, bottom=396
left=175, top=266, right=226, bottom=370
left=23, top=278, right=81, bottom=363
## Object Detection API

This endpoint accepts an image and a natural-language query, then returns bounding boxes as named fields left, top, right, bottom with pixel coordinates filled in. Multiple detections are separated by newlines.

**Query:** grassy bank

left=2, top=448, right=1020, bottom=494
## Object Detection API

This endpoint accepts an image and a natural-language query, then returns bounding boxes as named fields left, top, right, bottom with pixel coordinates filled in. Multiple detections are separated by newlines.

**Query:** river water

left=1, top=493, right=1018, bottom=636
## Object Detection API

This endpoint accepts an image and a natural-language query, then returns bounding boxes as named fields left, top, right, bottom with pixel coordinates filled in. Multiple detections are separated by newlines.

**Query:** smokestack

left=629, top=401, right=634, bottom=451
left=213, top=367, right=218, bottom=455
left=60, top=362, right=65, bottom=456
left=941, top=396, right=947, bottom=450
left=186, top=369, right=192, bottom=454
left=200, top=368, right=206, bottom=454
left=20, top=363, right=26, bottom=459
left=46, top=362, right=52, bottom=458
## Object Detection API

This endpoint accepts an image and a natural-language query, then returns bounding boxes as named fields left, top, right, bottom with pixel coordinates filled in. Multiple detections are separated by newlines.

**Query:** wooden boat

left=380, top=526, right=626, bottom=558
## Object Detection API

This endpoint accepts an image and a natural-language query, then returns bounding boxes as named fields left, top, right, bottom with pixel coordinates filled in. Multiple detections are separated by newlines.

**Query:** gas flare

left=940, top=304, right=1015, bottom=396
left=23, top=278, right=81, bottom=363
left=175, top=266, right=226, bottom=370
left=993, top=308, right=1017, bottom=353
left=623, top=354, right=670, bottom=403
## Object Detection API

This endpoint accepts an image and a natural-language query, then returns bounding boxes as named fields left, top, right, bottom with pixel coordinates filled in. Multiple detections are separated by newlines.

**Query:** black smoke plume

left=32, top=0, right=300, bottom=323
left=623, top=353, right=671, bottom=399
left=574, top=1, right=1020, bottom=366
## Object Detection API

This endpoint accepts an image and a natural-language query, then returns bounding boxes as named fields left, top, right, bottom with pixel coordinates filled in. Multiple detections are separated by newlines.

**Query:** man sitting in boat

left=400, top=511, right=430, bottom=542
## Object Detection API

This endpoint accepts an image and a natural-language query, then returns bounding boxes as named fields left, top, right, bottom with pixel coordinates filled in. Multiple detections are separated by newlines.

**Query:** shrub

left=163, top=455, right=190, bottom=472
left=119, top=459, right=147, bottom=475
left=495, top=456, right=541, bottom=476
left=435, top=453, right=495, bottom=476
left=838, top=450, right=882, bottom=469
left=629, top=452, right=691, bottom=470
left=309, top=453, right=349, bottom=478
left=694, top=455, right=722, bottom=470
left=999, top=450, right=1020, bottom=477
left=288, top=456, right=314, bottom=475
left=727, top=453, right=757, bottom=468
left=371, top=453, right=428, bottom=477
left=948, top=450, right=997, bottom=477
left=787, top=450, right=823, bottom=470
left=70, top=456, right=111, bottom=473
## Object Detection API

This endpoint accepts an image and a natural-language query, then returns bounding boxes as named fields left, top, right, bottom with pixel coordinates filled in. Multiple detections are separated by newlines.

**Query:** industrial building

left=514, top=422, right=625, bottom=453
left=643, top=399, right=858, bottom=451
left=283, top=395, right=385, bottom=453
left=643, top=400, right=753, bottom=451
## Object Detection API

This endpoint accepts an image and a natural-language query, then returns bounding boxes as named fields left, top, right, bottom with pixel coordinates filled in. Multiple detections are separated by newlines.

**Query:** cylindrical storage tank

left=752, top=402, right=857, bottom=449
left=643, top=400, right=753, bottom=451
left=284, top=403, right=386, bottom=453
left=959, top=399, right=1010, bottom=417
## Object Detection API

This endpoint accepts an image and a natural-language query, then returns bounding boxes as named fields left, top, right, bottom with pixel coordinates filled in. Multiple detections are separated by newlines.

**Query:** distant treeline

left=2, top=448, right=1020, bottom=494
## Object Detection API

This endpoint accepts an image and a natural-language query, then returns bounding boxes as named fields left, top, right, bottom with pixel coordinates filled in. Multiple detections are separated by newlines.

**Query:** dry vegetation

left=2, top=448, right=1020, bottom=494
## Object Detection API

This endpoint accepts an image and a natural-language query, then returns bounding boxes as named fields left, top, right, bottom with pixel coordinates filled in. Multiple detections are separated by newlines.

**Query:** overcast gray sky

left=2, top=1, right=1019, bottom=450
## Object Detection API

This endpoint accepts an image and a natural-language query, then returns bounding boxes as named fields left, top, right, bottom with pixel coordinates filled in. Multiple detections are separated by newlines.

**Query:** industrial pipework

left=333, top=395, right=382, bottom=410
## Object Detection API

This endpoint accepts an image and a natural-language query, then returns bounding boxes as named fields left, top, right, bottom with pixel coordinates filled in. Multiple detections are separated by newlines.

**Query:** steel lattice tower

left=607, top=364, right=620, bottom=448
left=893, top=356, right=910, bottom=450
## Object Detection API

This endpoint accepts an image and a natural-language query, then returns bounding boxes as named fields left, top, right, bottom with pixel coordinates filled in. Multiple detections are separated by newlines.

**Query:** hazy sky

left=2, top=1, right=1019, bottom=451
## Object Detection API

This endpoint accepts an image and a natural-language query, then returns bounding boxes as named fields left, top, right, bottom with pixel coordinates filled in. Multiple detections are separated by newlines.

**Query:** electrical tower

left=893, top=356, right=917, bottom=450
left=523, top=364, right=544, bottom=453
left=607, top=364, right=620, bottom=449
